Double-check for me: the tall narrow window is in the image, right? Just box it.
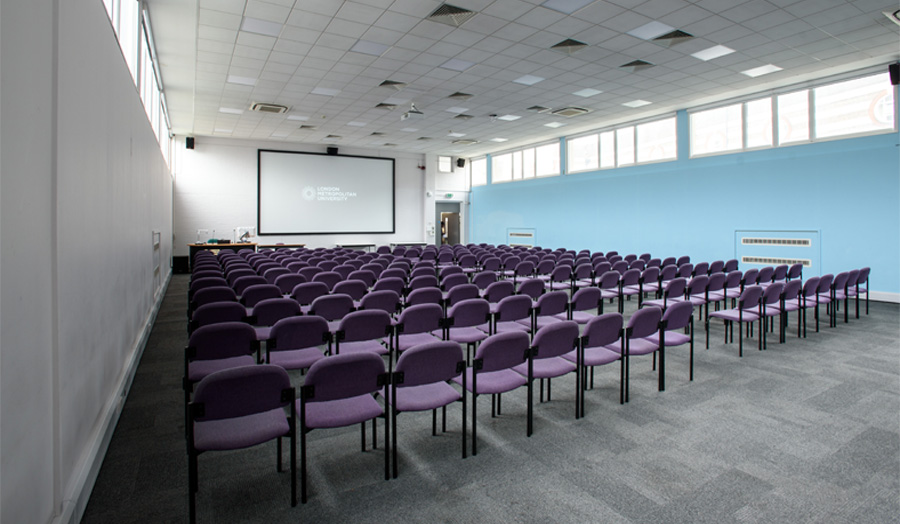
[636,118,676,162]
[690,104,742,156]
[470,158,487,187]
[599,131,615,168]
[745,98,773,148]
[567,134,599,173]
[777,90,809,145]
[535,143,560,176]
[616,127,634,166]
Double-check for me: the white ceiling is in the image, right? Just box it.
[145,0,900,157]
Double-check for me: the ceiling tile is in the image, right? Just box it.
[244,1,291,23]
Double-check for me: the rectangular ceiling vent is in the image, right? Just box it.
[428,4,476,27]
[551,106,591,117]
[741,237,811,246]
[448,92,474,100]
[417,136,433,140]
[325,134,341,139]
[298,125,317,130]
[742,256,811,267]
[653,30,693,46]
[451,138,478,145]
[370,132,385,136]
[374,103,397,110]
[454,114,474,120]
[620,60,655,72]
[379,80,407,90]
[250,102,289,114]
[527,105,551,113]
[551,38,588,54]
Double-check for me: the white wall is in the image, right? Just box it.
[1,1,174,523]
[174,137,426,255]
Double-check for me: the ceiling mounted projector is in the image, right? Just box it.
[401,102,424,121]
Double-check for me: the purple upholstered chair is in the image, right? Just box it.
[189,276,229,301]
[810,274,834,331]
[786,262,803,281]
[616,268,641,313]
[189,286,237,319]
[573,263,594,289]
[405,286,443,307]
[189,301,247,334]
[759,282,784,349]
[707,285,764,356]
[452,331,529,456]
[333,279,368,306]
[384,341,466,477]
[756,266,775,288]
[394,303,443,353]
[482,280,515,313]
[842,269,863,319]
[188,365,295,523]
[564,313,624,413]
[372,276,405,295]
[472,270,497,293]
[333,310,392,356]
[249,298,302,341]
[545,265,573,292]
[521,290,567,333]
[298,353,389,502]
[358,290,401,316]
[263,267,291,285]
[513,321,579,435]
[408,274,439,295]
[646,301,694,385]
[517,278,545,305]
[308,293,355,333]
[558,287,602,325]
[439,299,491,360]
[646,258,661,268]
[347,269,377,288]
[704,273,727,321]
[290,281,329,314]
[408,266,434,280]
[241,284,283,312]
[661,256,676,267]
[266,315,329,372]
[311,271,342,291]
[623,306,663,402]
[297,266,323,281]
[446,283,480,309]
[332,264,355,280]
[775,279,804,339]
[274,273,306,296]
[708,260,725,274]
[828,272,851,327]
[724,259,739,272]
[361,263,386,279]
[491,295,533,335]
[232,275,267,297]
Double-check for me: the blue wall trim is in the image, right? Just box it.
[471,116,900,293]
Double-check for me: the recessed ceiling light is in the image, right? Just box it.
[347,121,367,127]
[350,39,390,57]
[513,74,545,86]
[541,0,593,15]
[573,88,602,97]
[691,45,735,61]
[627,21,674,40]
[445,106,469,114]
[440,58,476,72]
[544,122,565,128]
[286,115,309,121]
[401,127,419,132]
[271,131,290,137]
[240,17,282,37]
[448,132,466,137]
[490,138,508,142]
[497,114,521,121]
[218,107,244,115]
[623,99,652,108]
[742,64,783,78]
[214,127,233,133]
[311,87,341,96]
[227,75,257,86]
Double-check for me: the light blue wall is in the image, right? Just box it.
[471,110,900,294]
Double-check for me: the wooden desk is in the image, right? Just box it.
[188,243,256,268]
[390,241,429,248]
[257,243,307,250]
[336,243,376,252]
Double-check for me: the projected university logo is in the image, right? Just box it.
[302,186,358,202]
[302,186,317,201]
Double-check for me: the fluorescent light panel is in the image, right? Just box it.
[350,39,390,57]
[627,21,674,40]
[346,121,367,127]
[541,0,594,15]
[691,45,735,61]
[311,87,341,96]
[490,137,508,142]
[573,88,602,97]
[445,106,469,114]
[544,122,565,128]
[286,115,309,121]
[240,17,282,37]
[447,132,466,137]
[513,74,545,86]
[742,64,783,77]
[401,127,419,132]
[440,58,476,72]
[218,107,244,115]
[226,75,257,86]
[623,99,652,108]
[497,114,521,121]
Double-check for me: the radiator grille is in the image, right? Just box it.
[741,237,811,246]
[509,232,533,238]
[742,256,811,267]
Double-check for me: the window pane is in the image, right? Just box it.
[522,148,535,179]
[616,127,634,166]
[814,73,895,139]
[636,118,676,162]
[535,143,560,176]
[512,151,523,180]
[599,131,615,168]
[118,0,139,84]
[778,90,809,144]
[492,153,512,183]
[567,134,598,172]
[690,104,742,156]
[437,155,452,172]
[471,158,487,187]
[745,98,773,148]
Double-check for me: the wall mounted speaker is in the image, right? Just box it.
[456,158,466,168]
[186,137,195,149]
[327,147,338,155]
[890,63,899,86]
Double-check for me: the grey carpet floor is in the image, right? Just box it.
[82,275,900,523]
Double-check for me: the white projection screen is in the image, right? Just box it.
[258,150,395,235]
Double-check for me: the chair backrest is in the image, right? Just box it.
[531,321,579,360]
[472,271,497,290]
[441,272,469,291]
[857,267,870,285]
[757,266,775,284]
[309,293,355,321]
[573,263,592,280]
[640,267,660,285]
[646,258,661,268]
[845,269,860,288]
[621,268,640,286]
[232,275,267,296]
[549,265,571,282]
[707,272,726,293]
[192,269,224,281]
[772,265,789,282]
[193,364,292,421]
[817,274,834,293]
[188,321,258,361]
[692,261,709,276]
[582,313,623,348]
[191,286,238,311]
[660,265,678,281]
[332,279,368,300]
[782,279,802,301]
[303,352,386,402]
[612,260,629,273]
[395,341,464,387]
[676,255,691,266]
[626,307,661,339]
[192,302,246,330]
[724,270,743,289]
[664,277,687,297]
[225,268,256,285]
[688,275,709,296]
[240,283,281,308]
[660,301,693,332]
[517,278,545,300]
[409,274,439,291]
[593,261,612,276]
[535,259,556,276]
[742,268,760,286]
[762,282,784,305]
[482,257,501,271]
[396,303,443,335]
[380,268,407,281]
[623,254,637,263]
[802,277,821,298]
[677,263,693,278]
[297,266,323,281]
[514,260,536,278]
[290,281,330,305]
[832,272,850,291]
[269,315,330,350]
[263,267,291,284]
[483,280,515,303]
[447,284,480,307]
[708,260,725,274]
[446,298,490,328]
[317,260,338,271]
[359,290,401,314]
[724,259,739,272]
[598,270,620,290]
[534,291,568,317]
[738,285,764,309]
[372,276,405,295]
[251,298,302,327]
[661,257,676,267]
[274,273,307,295]
[474,331,529,373]
[571,287,601,312]
[336,310,392,343]
[406,286,443,306]
[190,276,229,296]
[312,271,342,291]
[496,295,532,322]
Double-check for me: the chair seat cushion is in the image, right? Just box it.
[628,338,659,356]
[512,356,576,380]
[438,326,489,344]
[564,345,621,366]
[336,340,389,356]
[397,332,441,352]
[709,309,760,322]
[302,394,383,429]
[383,382,461,412]
[453,368,526,395]
[492,321,530,334]
[188,355,256,382]
[648,331,691,347]
[194,408,289,451]
[268,348,324,370]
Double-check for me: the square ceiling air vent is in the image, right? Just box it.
[620,60,655,72]
[653,29,693,47]
[427,4,476,27]
[550,106,591,117]
[448,92,474,100]
[452,138,478,145]
[298,125,317,130]
[375,103,397,110]
[527,105,551,113]
[379,80,408,90]
[551,38,588,54]
[454,114,474,120]
[250,102,289,114]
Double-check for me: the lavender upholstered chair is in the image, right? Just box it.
[263,267,291,285]
[189,286,237,319]
[597,270,620,314]
[333,279,368,305]
[347,269,377,288]
[405,286,443,307]
[452,331,529,455]
[521,290,568,333]
[241,284,283,312]
[372,276,405,295]
[707,285,764,356]
[759,282,784,349]
[266,315,329,372]
[439,298,491,360]
[565,313,624,413]
[232,275,267,297]
[558,287,602,325]
[394,303,443,353]
[513,321,579,435]
[647,301,694,385]
[491,295,533,335]
[312,270,342,291]
[249,297,302,341]
[708,260,725,274]
[273,273,306,296]
[333,310,392,357]
[643,277,686,310]
[188,365,296,523]
[623,306,662,402]
[385,341,466,477]
[298,353,389,502]
[358,289,401,316]
[290,281,329,314]
[189,301,247,334]
[309,293,355,334]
